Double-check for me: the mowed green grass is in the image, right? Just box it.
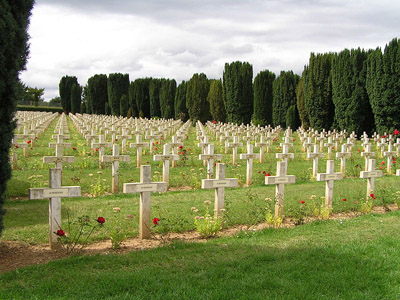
[2,211,400,299]
[2,115,400,244]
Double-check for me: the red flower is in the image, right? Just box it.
[258,171,261,174]
[56,229,65,237]
[301,200,305,204]
[15,145,20,148]
[179,145,184,149]
[380,161,385,165]
[95,148,98,152]
[212,120,217,124]
[357,149,360,153]
[354,201,358,204]
[146,161,149,164]
[72,147,77,150]
[187,149,191,151]
[97,217,105,224]
[370,193,376,199]
[265,173,271,176]
[152,142,155,145]
[379,167,382,169]
[156,141,159,144]
[332,147,335,150]
[27,140,31,144]
[382,135,387,138]
[153,217,160,225]
[154,147,158,150]
[115,139,118,141]
[35,136,38,140]
[394,129,400,135]
[342,198,347,202]
[293,138,296,141]
[214,162,216,166]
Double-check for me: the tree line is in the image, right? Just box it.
[59,38,400,136]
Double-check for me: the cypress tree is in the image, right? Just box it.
[70,83,82,114]
[332,48,374,136]
[87,74,108,115]
[107,73,129,116]
[253,70,275,126]
[222,61,253,124]
[159,79,176,119]
[272,70,299,128]
[59,76,78,114]
[296,68,310,129]
[186,73,211,123]
[128,81,138,118]
[149,78,162,118]
[175,80,188,121]
[367,39,400,133]
[304,53,335,131]
[133,78,151,118]
[208,79,226,122]
[0,0,34,235]
[120,94,128,117]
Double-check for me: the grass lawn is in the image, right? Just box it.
[1,211,400,299]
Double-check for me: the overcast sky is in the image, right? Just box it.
[20,0,400,101]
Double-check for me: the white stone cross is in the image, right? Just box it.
[130,135,150,168]
[377,137,387,158]
[394,138,400,156]
[116,128,132,154]
[153,144,179,188]
[324,137,335,160]
[123,165,167,239]
[242,132,254,146]
[336,144,351,176]
[383,141,396,174]
[102,144,130,193]
[168,136,183,168]
[308,144,326,178]
[199,144,222,179]
[198,136,211,167]
[14,127,35,157]
[92,135,112,169]
[106,126,119,143]
[44,134,74,170]
[255,135,268,163]
[85,129,98,150]
[360,159,383,199]
[240,144,260,185]
[276,141,294,164]
[201,163,238,218]
[317,160,343,208]
[145,130,162,153]
[303,137,315,159]
[29,168,81,249]
[265,161,296,219]
[227,136,243,165]
[361,144,375,171]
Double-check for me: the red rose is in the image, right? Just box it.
[382,135,387,138]
[394,129,400,135]
[27,140,31,144]
[15,145,20,148]
[96,148,98,152]
[301,200,305,204]
[265,173,271,176]
[156,141,158,144]
[97,217,105,224]
[370,193,376,200]
[342,198,347,202]
[56,229,65,236]
[72,147,76,150]
[179,145,184,149]
[153,217,160,225]
[380,161,385,165]
[154,147,158,150]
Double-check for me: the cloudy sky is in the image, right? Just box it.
[20,0,400,101]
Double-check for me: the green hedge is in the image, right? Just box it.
[17,105,63,113]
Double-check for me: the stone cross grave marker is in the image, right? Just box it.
[45,134,74,174]
[201,163,238,218]
[219,132,231,154]
[265,161,296,219]
[130,135,150,168]
[276,140,294,164]
[117,128,132,154]
[361,144,375,171]
[336,144,351,176]
[255,135,268,163]
[92,135,112,169]
[394,138,400,156]
[377,137,387,158]
[308,144,326,178]
[168,136,183,168]
[324,137,335,160]
[317,160,343,208]
[153,143,178,188]
[14,127,35,157]
[360,159,383,199]
[242,132,253,146]
[199,144,222,179]
[145,130,162,153]
[228,136,243,165]
[198,136,211,167]
[383,141,396,174]
[85,129,98,154]
[11,136,28,170]
[29,168,81,249]
[106,126,119,143]
[240,144,260,185]
[123,165,167,239]
[102,144,130,193]
[303,137,315,159]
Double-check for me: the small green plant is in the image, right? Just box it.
[192,201,223,238]
[394,191,400,208]
[265,196,282,228]
[109,207,128,249]
[88,172,108,197]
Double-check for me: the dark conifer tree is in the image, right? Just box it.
[87,74,108,115]
[59,76,78,114]
[253,70,275,126]
[208,79,226,122]
[149,78,162,118]
[175,80,188,121]
[70,83,82,114]
[107,73,129,116]
[186,73,211,123]
[296,68,310,129]
[159,79,176,119]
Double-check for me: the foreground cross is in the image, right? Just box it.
[317,160,343,208]
[360,159,383,199]
[265,161,296,219]
[239,144,259,185]
[102,144,130,193]
[201,163,238,218]
[29,168,81,249]
[123,165,167,239]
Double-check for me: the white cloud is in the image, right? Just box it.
[20,0,400,100]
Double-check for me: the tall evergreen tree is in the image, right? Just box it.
[59,76,78,114]
[107,73,129,116]
[128,81,138,118]
[304,53,335,130]
[120,94,128,117]
[366,39,400,133]
[272,71,299,128]
[159,79,176,119]
[208,79,226,122]
[133,78,151,118]
[0,0,34,235]
[222,61,253,124]
[332,48,374,135]
[175,80,188,121]
[70,83,82,114]
[296,68,310,129]
[186,73,211,123]
[253,70,275,126]
[87,74,108,115]
[149,78,162,118]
